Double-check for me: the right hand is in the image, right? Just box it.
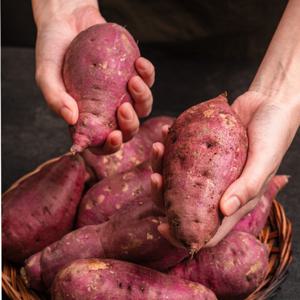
[32,0,155,154]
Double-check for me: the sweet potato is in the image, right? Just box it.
[163,94,248,252]
[76,161,152,227]
[83,116,174,179]
[51,258,217,300]
[23,202,188,290]
[170,231,268,300]
[63,23,140,153]
[2,154,87,263]
[233,175,288,236]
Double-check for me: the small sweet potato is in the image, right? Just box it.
[170,231,268,300]
[77,161,152,227]
[163,94,248,252]
[63,23,140,153]
[233,175,288,236]
[51,258,217,300]
[2,154,87,263]
[23,202,188,290]
[83,116,174,179]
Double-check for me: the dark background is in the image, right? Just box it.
[2,0,299,299]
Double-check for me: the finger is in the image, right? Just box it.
[157,223,185,249]
[162,125,170,141]
[151,173,164,209]
[89,130,123,155]
[117,102,140,142]
[220,104,294,216]
[36,66,78,125]
[128,76,153,117]
[151,142,165,173]
[205,197,260,248]
[135,57,155,87]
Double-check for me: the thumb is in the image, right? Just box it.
[220,103,293,216]
[36,64,78,125]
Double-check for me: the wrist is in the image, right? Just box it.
[249,80,300,114]
[32,0,101,28]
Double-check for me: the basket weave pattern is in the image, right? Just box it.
[2,199,292,300]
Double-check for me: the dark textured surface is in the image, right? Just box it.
[2,47,299,299]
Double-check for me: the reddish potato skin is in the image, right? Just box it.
[63,23,140,153]
[83,116,174,179]
[23,202,188,290]
[170,231,268,300]
[51,258,217,300]
[163,95,248,251]
[76,161,152,227]
[2,154,86,263]
[233,175,288,236]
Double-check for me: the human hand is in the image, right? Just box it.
[150,92,299,247]
[219,91,299,215]
[32,0,154,154]
[150,128,259,248]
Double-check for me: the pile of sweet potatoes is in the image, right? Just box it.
[2,22,290,300]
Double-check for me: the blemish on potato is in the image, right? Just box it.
[88,261,109,270]
[122,183,129,192]
[103,186,112,192]
[97,195,105,204]
[246,262,262,276]
[147,233,154,240]
[85,202,93,210]
[203,109,215,118]
[115,204,121,210]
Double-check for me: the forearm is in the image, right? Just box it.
[32,0,102,27]
[250,0,300,109]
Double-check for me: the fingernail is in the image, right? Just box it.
[110,135,120,147]
[60,107,74,124]
[223,196,240,215]
[152,143,159,156]
[121,105,133,121]
[151,174,157,186]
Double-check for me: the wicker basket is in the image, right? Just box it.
[2,176,292,300]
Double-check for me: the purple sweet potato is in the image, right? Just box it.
[51,258,217,300]
[83,116,174,179]
[76,161,152,227]
[63,23,140,153]
[170,231,268,300]
[23,202,188,291]
[163,94,248,251]
[2,154,87,263]
[233,175,288,236]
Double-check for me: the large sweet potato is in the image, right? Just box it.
[77,161,152,227]
[23,202,188,290]
[2,154,87,263]
[83,116,174,179]
[163,94,248,252]
[63,23,140,153]
[51,258,217,300]
[233,175,288,236]
[170,231,268,300]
